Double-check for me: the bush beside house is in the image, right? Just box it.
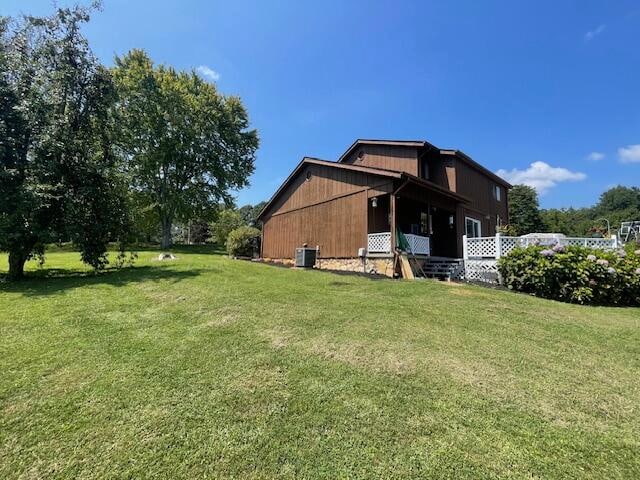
[498,243,640,306]
[226,226,261,258]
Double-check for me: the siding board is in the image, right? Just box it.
[343,145,419,175]
[262,164,389,258]
[262,191,367,258]
[454,159,508,234]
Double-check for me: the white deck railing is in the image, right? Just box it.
[405,233,431,256]
[463,233,619,283]
[367,232,430,255]
[464,234,618,260]
[367,232,392,253]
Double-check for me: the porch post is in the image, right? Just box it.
[495,232,504,285]
[462,234,468,260]
[390,194,397,252]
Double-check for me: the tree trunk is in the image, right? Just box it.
[8,250,27,280]
[160,216,173,249]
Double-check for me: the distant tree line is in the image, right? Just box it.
[508,185,640,237]
[0,4,258,279]
[169,201,267,246]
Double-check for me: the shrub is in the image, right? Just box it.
[498,243,640,305]
[211,209,244,245]
[226,226,260,258]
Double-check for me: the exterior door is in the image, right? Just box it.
[430,208,457,257]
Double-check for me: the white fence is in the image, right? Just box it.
[463,234,618,283]
[367,232,431,255]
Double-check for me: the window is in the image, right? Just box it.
[494,184,502,201]
[465,217,482,238]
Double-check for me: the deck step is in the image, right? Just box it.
[420,257,464,280]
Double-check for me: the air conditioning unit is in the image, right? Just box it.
[295,247,317,268]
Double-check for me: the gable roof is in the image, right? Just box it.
[256,157,401,221]
[338,139,435,163]
[256,156,469,222]
[337,139,512,188]
[439,149,512,188]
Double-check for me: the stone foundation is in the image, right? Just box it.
[262,256,396,277]
[262,257,295,267]
[315,257,395,277]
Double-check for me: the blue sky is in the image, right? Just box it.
[4,1,640,208]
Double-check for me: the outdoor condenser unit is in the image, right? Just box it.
[295,247,317,268]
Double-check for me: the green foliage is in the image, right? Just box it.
[188,220,211,244]
[597,186,640,215]
[237,201,267,228]
[128,190,160,242]
[496,224,518,236]
[508,185,544,235]
[0,5,132,279]
[112,50,259,248]
[211,209,244,245]
[540,186,640,237]
[173,219,211,245]
[498,243,640,305]
[226,226,260,257]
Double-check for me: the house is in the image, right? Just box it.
[257,139,511,277]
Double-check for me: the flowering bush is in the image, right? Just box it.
[498,242,640,305]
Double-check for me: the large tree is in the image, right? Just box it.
[593,186,640,231]
[0,6,130,279]
[508,184,544,235]
[112,50,258,249]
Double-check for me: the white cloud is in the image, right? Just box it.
[496,161,587,194]
[196,65,220,82]
[618,144,640,163]
[586,151,605,161]
[585,24,606,41]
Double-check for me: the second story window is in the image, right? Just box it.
[494,184,502,201]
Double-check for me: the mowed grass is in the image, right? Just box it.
[1,247,639,479]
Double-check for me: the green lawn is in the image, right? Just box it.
[1,247,639,479]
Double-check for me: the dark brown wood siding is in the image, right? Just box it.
[454,158,509,235]
[267,163,392,217]
[422,153,456,191]
[342,145,419,175]
[263,192,367,258]
[261,163,394,259]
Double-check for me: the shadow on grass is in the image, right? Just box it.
[0,264,210,297]
[45,243,225,254]
[168,244,225,255]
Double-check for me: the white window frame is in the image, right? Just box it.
[465,216,482,238]
[494,184,502,201]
